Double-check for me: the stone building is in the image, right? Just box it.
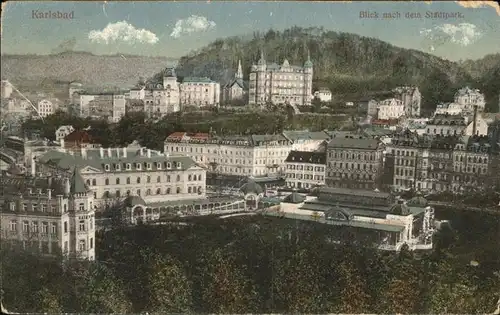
[377,98,405,120]
[284,150,326,190]
[325,134,385,190]
[454,86,486,113]
[248,51,313,107]
[36,147,206,208]
[0,168,96,260]
[180,77,220,108]
[222,60,247,105]
[392,86,422,117]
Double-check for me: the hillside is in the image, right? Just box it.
[459,53,500,79]
[1,52,176,90]
[171,27,482,111]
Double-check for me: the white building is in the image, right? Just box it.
[37,99,56,118]
[164,132,292,178]
[282,130,330,152]
[37,146,207,207]
[434,103,464,116]
[367,99,379,117]
[1,169,96,261]
[284,151,326,190]
[454,86,486,113]
[1,80,13,99]
[426,114,469,136]
[313,88,332,103]
[180,77,220,108]
[68,82,84,101]
[55,125,75,141]
[248,51,313,107]
[378,98,405,120]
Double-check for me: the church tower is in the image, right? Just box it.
[236,59,243,80]
[303,50,313,106]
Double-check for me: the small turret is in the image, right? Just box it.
[304,50,313,69]
[236,60,243,80]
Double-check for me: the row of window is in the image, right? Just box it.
[454,155,488,164]
[103,186,203,198]
[328,162,376,171]
[395,159,415,167]
[9,202,67,213]
[328,151,377,160]
[453,166,487,174]
[395,168,414,177]
[286,173,325,181]
[86,174,202,186]
[327,172,375,180]
[286,165,325,172]
[103,161,183,172]
[10,220,57,234]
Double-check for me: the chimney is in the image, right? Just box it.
[472,105,478,136]
[147,149,151,158]
[123,147,127,158]
[64,178,70,195]
[107,147,112,157]
[100,147,104,158]
[31,155,36,177]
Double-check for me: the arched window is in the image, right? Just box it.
[167,175,171,182]
[188,175,192,181]
[146,189,151,196]
[197,186,202,195]
[188,187,192,193]
[156,188,161,195]
[126,177,131,184]
[103,191,110,198]
[86,179,91,186]
[176,187,181,194]
[176,175,180,181]
[105,178,109,185]
[157,176,161,183]
[147,176,151,183]
[126,190,131,196]
[116,178,120,185]
[63,204,67,212]
[137,177,141,184]
[92,179,96,186]
[116,190,121,197]
[166,188,171,194]
[137,189,141,196]
[198,174,202,181]
[64,222,68,233]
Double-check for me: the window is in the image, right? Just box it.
[156,188,161,195]
[90,238,94,249]
[79,220,85,231]
[116,190,121,197]
[137,177,141,184]
[157,176,161,183]
[79,240,86,252]
[126,163,131,170]
[105,164,110,171]
[90,218,93,230]
[126,177,131,184]
[116,178,120,185]
[64,241,68,253]
[9,220,17,231]
[79,203,85,211]
[86,179,91,186]
[166,188,171,194]
[167,175,171,182]
[137,189,141,196]
[188,175,192,181]
[147,176,151,183]
[136,163,142,171]
[51,223,57,235]
[9,202,15,211]
[42,204,47,212]
[105,178,109,185]
[146,189,151,196]
[32,204,38,211]
[92,179,96,186]
[176,175,180,181]
[176,187,181,194]
[42,222,49,234]
[63,221,68,233]
[64,204,68,212]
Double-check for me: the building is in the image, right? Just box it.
[434,103,464,116]
[55,125,75,141]
[284,150,326,190]
[222,60,247,105]
[79,93,126,122]
[68,82,84,101]
[164,132,292,178]
[454,86,486,113]
[0,169,96,260]
[367,99,379,117]
[488,120,500,152]
[282,130,331,152]
[62,130,101,151]
[1,80,13,99]
[179,77,220,108]
[248,51,313,107]
[265,187,435,251]
[393,86,421,117]
[36,99,56,118]
[36,147,207,207]
[426,114,469,136]
[325,134,385,190]
[377,98,405,120]
[313,88,332,103]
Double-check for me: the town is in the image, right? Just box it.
[2,1,500,314]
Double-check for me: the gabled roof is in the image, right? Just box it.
[225,78,246,89]
[64,130,94,143]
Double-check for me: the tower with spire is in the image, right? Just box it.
[236,59,243,80]
[222,59,247,105]
[304,49,313,106]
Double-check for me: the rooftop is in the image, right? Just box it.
[327,136,380,150]
[285,150,326,164]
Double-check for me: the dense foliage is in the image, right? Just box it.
[2,213,499,314]
[21,108,346,151]
[163,27,498,112]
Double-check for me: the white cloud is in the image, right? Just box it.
[170,15,216,38]
[420,23,483,46]
[88,21,159,44]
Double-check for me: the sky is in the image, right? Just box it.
[1,1,499,61]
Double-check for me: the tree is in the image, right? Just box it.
[198,248,257,313]
[147,254,193,313]
[36,288,63,314]
[337,261,370,313]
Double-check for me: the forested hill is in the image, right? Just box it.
[170,27,491,111]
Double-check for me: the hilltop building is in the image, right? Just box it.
[454,86,486,113]
[313,88,332,103]
[248,51,313,107]
[393,86,422,117]
[180,77,220,108]
[377,98,405,120]
[55,125,75,141]
[0,169,96,261]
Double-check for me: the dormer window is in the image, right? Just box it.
[177,162,182,169]
[116,164,121,171]
[167,162,172,169]
[105,164,110,171]
[136,163,142,171]
[147,163,152,170]
[126,163,131,170]
[157,162,162,170]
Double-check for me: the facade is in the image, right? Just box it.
[266,187,435,251]
[37,99,57,118]
[180,77,220,108]
[68,82,84,101]
[36,147,207,207]
[313,88,332,103]
[62,130,101,151]
[248,52,313,107]
[434,103,464,116]
[377,98,405,120]
[222,60,246,105]
[1,80,14,99]
[426,114,469,136]
[325,134,385,190]
[454,86,486,113]
[0,169,96,261]
[284,151,326,189]
[282,130,331,152]
[79,93,126,121]
[393,86,421,117]
[164,132,292,178]
[367,99,379,117]
[55,125,75,141]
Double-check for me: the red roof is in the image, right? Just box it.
[65,130,93,142]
